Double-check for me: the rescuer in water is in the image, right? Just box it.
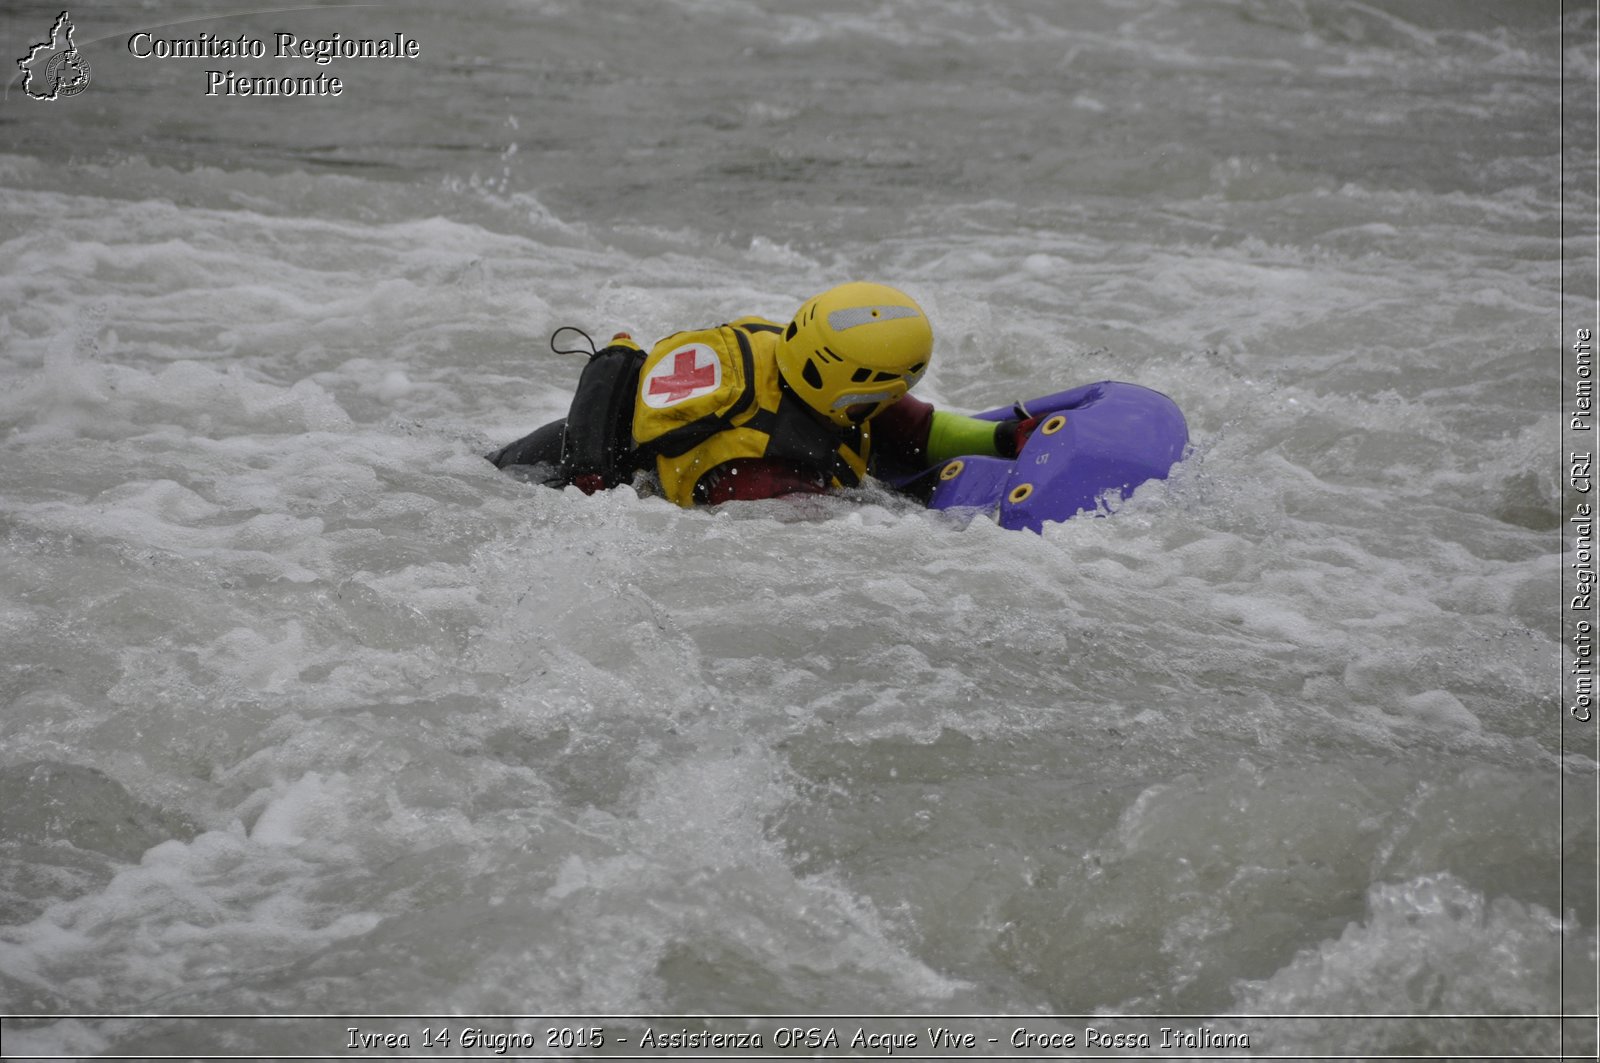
[487,282,1037,505]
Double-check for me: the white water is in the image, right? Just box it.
[0,0,1594,1056]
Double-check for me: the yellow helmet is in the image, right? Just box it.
[776,282,933,427]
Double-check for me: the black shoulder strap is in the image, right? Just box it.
[747,385,861,487]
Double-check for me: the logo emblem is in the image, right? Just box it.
[18,11,91,101]
[643,344,721,407]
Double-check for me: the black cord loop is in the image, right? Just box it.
[550,326,599,358]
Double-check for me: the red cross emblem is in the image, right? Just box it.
[643,344,720,407]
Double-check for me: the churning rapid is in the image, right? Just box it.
[0,0,1594,1057]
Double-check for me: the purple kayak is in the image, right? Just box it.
[924,381,1188,532]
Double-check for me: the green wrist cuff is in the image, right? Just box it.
[927,410,1001,463]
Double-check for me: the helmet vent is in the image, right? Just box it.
[803,359,823,389]
[785,320,798,340]
[872,371,898,382]
[851,367,872,383]
[909,361,926,374]
[821,345,843,363]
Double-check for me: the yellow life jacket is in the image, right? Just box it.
[631,318,871,506]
